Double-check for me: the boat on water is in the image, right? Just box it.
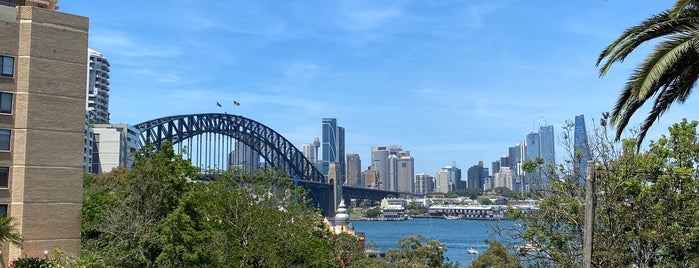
[467,247,478,254]
[443,215,461,220]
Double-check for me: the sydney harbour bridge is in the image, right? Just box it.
[134,113,401,216]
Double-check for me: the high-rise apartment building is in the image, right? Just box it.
[86,48,110,124]
[574,114,590,187]
[415,173,434,194]
[0,1,87,260]
[91,124,140,174]
[434,169,450,193]
[345,153,361,186]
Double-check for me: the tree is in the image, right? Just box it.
[450,188,482,200]
[385,235,458,268]
[0,216,22,247]
[508,117,699,267]
[471,240,520,268]
[364,207,381,218]
[596,1,699,146]
[81,141,198,267]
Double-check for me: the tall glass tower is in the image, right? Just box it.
[321,118,337,176]
[574,115,591,187]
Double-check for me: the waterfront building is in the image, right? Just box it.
[346,153,361,186]
[0,0,87,260]
[91,124,141,174]
[415,173,434,194]
[86,48,110,124]
[574,114,591,187]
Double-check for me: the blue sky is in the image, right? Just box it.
[60,1,698,175]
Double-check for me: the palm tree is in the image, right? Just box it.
[0,216,23,247]
[596,0,699,147]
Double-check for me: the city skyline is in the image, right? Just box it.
[59,1,699,175]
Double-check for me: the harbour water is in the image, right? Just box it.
[352,218,515,267]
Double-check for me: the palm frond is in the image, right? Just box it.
[611,34,699,142]
[597,10,699,76]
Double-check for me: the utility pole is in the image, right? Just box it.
[583,160,595,268]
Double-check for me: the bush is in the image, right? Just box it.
[12,256,58,268]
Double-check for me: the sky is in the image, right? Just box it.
[60,0,699,175]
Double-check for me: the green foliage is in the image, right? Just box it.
[450,188,483,200]
[81,142,375,267]
[470,240,520,268]
[479,198,493,205]
[597,1,699,145]
[0,215,22,247]
[12,256,58,268]
[510,118,699,267]
[385,235,459,268]
[490,187,518,199]
[405,203,428,215]
[359,199,372,208]
[364,207,381,218]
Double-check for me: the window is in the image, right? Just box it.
[0,130,10,151]
[0,92,12,114]
[0,204,7,216]
[0,167,8,188]
[0,56,13,77]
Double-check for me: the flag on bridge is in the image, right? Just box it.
[233,100,240,106]
[216,102,222,107]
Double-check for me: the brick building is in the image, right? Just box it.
[0,0,87,263]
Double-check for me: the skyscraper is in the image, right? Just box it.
[302,143,316,164]
[370,145,403,190]
[230,140,260,172]
[345,154,361,186]
[523,125,555,190]
[364,169,378,189]
[321,118,337,176]
[0,1,87,260]
[415,173,434,194]
[86,48,110,124]
[467,161,485,190]
[574,114,591,187]
[434,169,451,193]
[338,126,345,185]
[396,155,414,193]
[508,143,523,192]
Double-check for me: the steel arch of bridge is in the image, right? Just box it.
[133,113,325,183]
